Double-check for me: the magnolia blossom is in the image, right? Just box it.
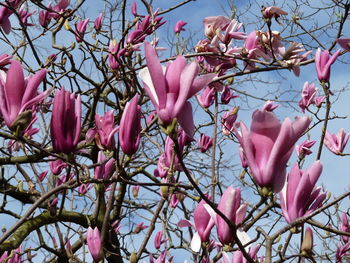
[236,108,311,192]
[262,6,288,20]
[0,60,48,130]
[86,110,118,150]
[94,151,115,180]
[222,107,239,136]
[337,38,350,52]
[154,231,166,250]
[295,139,316,159]
[324,129,350,155]
[118,95,141,155]
[221,86,238,104]
[178,197,215,252]
[174,20,187,34]
[222,245,260,263]
[86,227,102,262]
[94,13,103,31]
[262,100,279,112]
[203,16,231,39]
[215,186,247,244]
[298,82,316,112]
[50,88,81,153]
[336,242,350,263]
[0,246,22,262]
[197,86,215,108]
[133,222,148,233]
[198,133,213,153]
[139,41,215,136]
[315,48,341,82]
[341,213,350,243]
[0,0,22,34]
[50,159,67,175]
[280,162,326,223]
[75,19,89,43]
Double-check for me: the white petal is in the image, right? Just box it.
[190,231,202,252]
[203,204,218,225]
[237,228,251,249]
[139,67,159,105]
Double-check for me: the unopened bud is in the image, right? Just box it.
[129,252,137,263]
[301,227,313,257]
[132,185,140,198]
[64,20,71,31]
[160,185,169,198]
[227,77,234,85]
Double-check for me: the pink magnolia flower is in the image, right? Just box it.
[177,197,215,252]
[154,129,192,178]
[337,38,350,52]
[262,100,279,112]
[133,222,148,233]
[118,94,141,155]
[87,227,102,262]
[280,162,326,223]
[314,96,325,107]
[149,250,167,263]
[94,13,103,31]
[38,171,48,181]
[52,0,70,16]
[39,8,52,28]
[295,139,316,159]
[56,173,74,186]
[215,186,247,245]
[18,6,35,27]
[132,185,140,198]
[170,193,180,208]
[341,213,350,243]
[50,88,81,153]
[0,246,22,263]
[8,112,39,152]
[262,6,288,20]
[139,41,215,136]
[239,147,248,169]
[131,2,138,16]
[337,242,350,263]
[78,183,89,195]
[222,245,259,263]
[298,82,316,113]
[236,108,311,192]
[50,159,67,175]
[222,107,239,136]
[154,231,166,250]
[315,48,341,82]
[0,0,21,34]
[0,53,12,68]
[39,0,70,27]
[87,110,118,150]
[108,39,120,70]
[197,86,215,108]
[198,133,213,153]
[94,151,115,180]
[214,19,246,46]
[324,129,350,155]
[203,16,231,39]
[0,60,48,130]
[75,19,89,43]
[174,20,187,34]
[221,86,238,104]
